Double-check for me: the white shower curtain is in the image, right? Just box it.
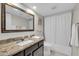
[45,12,72,55]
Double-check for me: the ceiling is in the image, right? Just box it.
[23,3,76,17]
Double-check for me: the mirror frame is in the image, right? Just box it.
[1,3,34,33]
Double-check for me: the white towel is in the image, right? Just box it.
[70,24,79,47]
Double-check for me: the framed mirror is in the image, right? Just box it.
[1,3,34,33]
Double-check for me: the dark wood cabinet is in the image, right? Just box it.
[32,46,44,56]
[13,40,44,56]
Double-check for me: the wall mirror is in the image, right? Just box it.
[1,3,34,33]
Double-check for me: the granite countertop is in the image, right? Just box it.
[0,37,44,56]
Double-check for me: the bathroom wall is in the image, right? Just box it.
[0,3,43,40]
[72,4,79,56]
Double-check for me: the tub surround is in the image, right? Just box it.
[0,36,44,56]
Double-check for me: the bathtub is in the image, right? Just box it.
[44,42,71,56]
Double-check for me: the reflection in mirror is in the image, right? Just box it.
[6,4,34,30]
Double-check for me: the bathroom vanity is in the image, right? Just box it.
[13,40,44,56]
[0,37,44,56]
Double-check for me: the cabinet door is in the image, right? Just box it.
[25,43,38,56]
[32,46,44,56]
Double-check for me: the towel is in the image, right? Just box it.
[70,24,79,47]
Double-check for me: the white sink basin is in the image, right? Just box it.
[16,40,34,46]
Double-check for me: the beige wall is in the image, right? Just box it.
[0,3,43,40]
